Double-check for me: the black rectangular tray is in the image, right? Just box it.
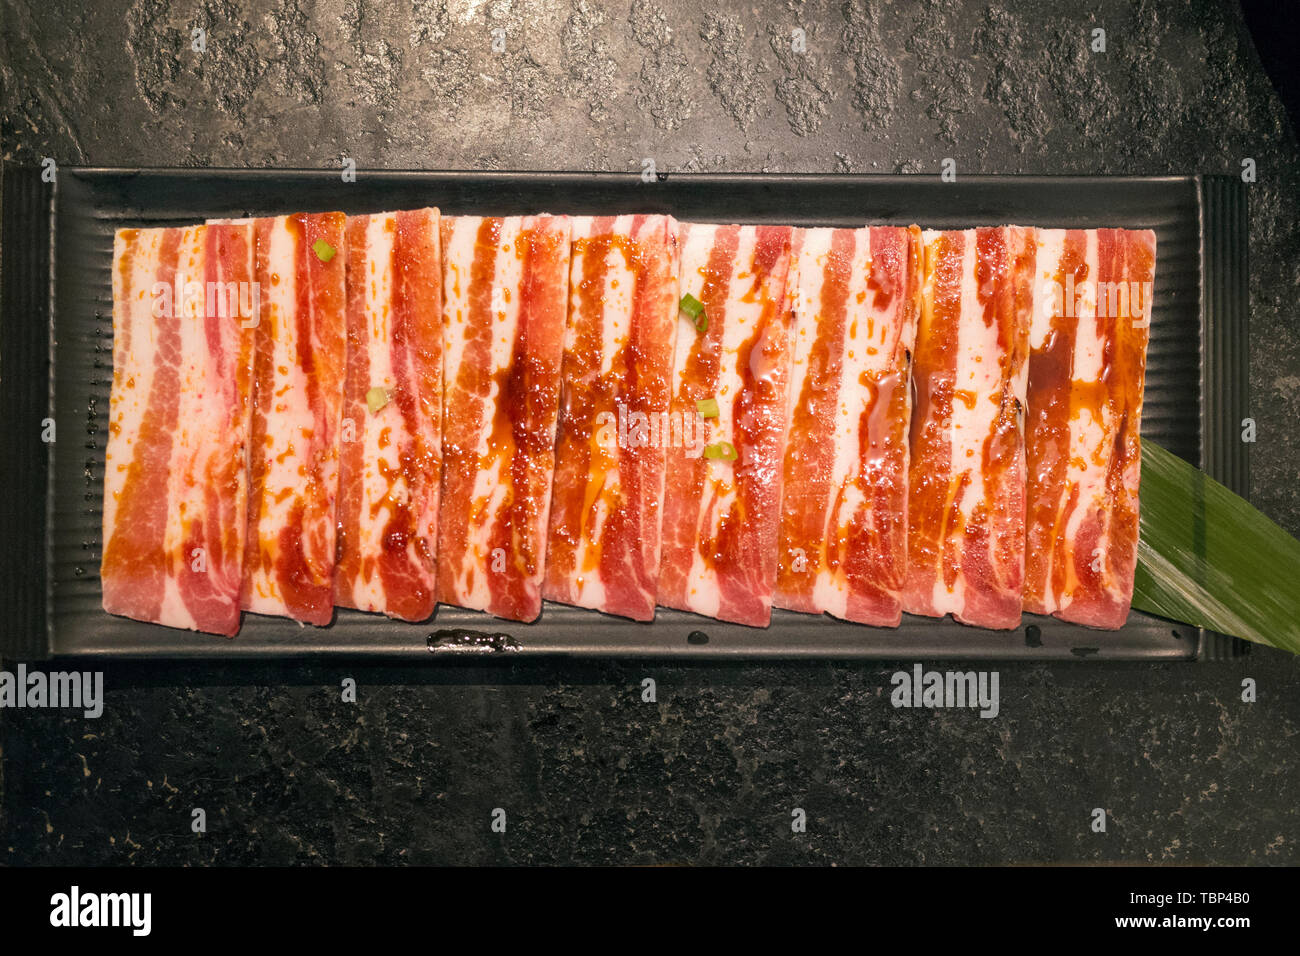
[0,168,1250,661]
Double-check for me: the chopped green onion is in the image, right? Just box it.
[679,293,704,318]
[703,441,737,461]
[696,398,719,419]
[313,238,336,262]
[366,386,391,414]
[680,293,707,333]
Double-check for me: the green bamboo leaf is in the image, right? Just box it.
[1133,440,1300,655]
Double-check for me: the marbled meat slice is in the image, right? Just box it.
[657,223,797,628]
[437,215,571,623]
[102,222,257,636]
[544,215,680,621]
[1023,228,1156,628]
[776,225,921,627]
[334,208,443,622]
[240,212,348,625]
[903,227,1034,630]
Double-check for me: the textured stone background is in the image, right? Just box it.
[2,0,1298,864]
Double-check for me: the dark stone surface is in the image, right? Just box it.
[2,0,1297,865]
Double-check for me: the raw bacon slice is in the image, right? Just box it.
[437,215,571,623]
[903,227,1035,630]
[240,212,348,626]
[543,215,680,621]
[334,209,443,622]
[102,222,257,636]
[776,226,921,627]
[657,223,797,628]
[1024,228,1156,629]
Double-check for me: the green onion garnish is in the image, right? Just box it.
[366,386,391,413]
[313,238,337,262]
[680,293,707,333]
[696,398,719,419]
[703,441,737,461]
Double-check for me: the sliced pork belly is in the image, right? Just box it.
[1024,228,1156,629]
[543,215,680,621]
[903,227,1035,630]
[437,215,571,623]
[657,223,797,627]
[240,213,348,626]
[334,209,443,622]
[776,226,921,627]
[102,222,257,636]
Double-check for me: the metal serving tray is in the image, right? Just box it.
[0,168,1250,661]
